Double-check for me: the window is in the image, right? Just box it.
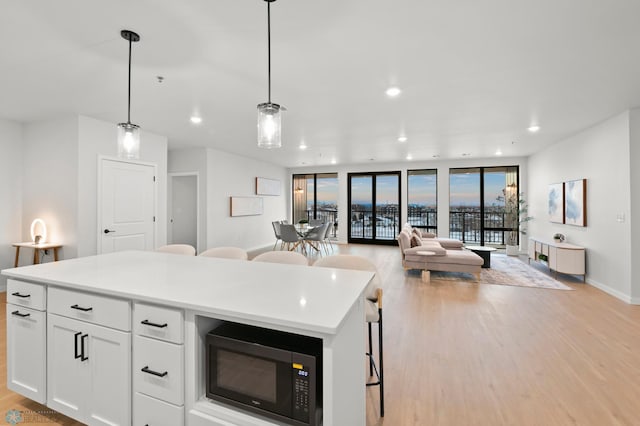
[449,166,519,246]
[407,169,437,232]
[292,173,338,237]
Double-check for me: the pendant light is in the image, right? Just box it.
[117,30,141,159]
[257,0,283,149]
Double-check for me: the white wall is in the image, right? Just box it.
[78,116,168,256]
[22,116,79,262]
[628,109,640,304]
[289,157,528,244]
[0,119,23,289]
[528,111,633,302]
[206,149,288,251]
[168,148,208,254]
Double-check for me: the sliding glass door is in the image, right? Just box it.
[348,172,400,244]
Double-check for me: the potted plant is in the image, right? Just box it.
[498,187,533,256]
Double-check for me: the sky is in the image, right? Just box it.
[449,171,507,207]
[303,171,511,208]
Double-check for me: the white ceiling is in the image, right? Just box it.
[2,0,640,167]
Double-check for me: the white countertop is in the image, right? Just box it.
[2,251,374,335]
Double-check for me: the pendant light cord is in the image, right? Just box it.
[267,1,271,104]
[127,36,133,124]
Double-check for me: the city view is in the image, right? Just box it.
[296,168,518,245]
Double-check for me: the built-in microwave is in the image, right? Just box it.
[206,321,323,426]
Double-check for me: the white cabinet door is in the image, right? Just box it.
[47,313,132,426]
[7,305,46,403]
[47,314,90,422]
[86,323,131,426]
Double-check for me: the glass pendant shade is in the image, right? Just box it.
[257,103,282,149]
[117,122,140,159]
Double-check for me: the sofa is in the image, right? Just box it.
[397,226,483,281]
[401,224,464,250]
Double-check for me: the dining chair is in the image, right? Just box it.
[272,221,283,250]
[323,222,335,252]
[199,247,248,260]
[304,222,331,255]
[312,255,384,416]
[309,218,323,227]
[279,224,306,254]
[155,244,196,256]
[252,251,309,265]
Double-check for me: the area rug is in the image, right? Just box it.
[430,254,574,290]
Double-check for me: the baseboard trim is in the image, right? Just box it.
[586,278,634,304]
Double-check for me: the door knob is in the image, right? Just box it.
[103,229,116,234]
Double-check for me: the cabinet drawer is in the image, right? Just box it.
[134,392,184,426]
[134,303,184,344]
[134,335,184,405]
[7,305,46,404]
[7,279,46,311]
[48,287,131,331]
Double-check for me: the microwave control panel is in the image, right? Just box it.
[292,364,311,422]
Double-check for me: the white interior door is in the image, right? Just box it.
[99,159,155,254]
[169,174,198,250]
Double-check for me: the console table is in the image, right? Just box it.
[527,238,585,281]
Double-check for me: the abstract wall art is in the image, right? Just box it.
[548,182,564,224]
[564,179,587,226]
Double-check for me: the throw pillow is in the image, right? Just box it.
[410,235,422,247]
[411,228,422,239]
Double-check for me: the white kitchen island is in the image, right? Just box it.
[2,251,373,426]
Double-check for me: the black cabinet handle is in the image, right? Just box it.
[11,310,30,318]
[11,292,31,298]
[103,229,116,234]
[81,334,89,361]
[141,319,168,328]
[141,366,168,377]
[74,332,82,359]
[70,304,93,312]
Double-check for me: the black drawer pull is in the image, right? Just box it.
[141,319,168,328]
[74,332,82,359]
[81,334,89,361]
[11,292,31,298]
[70,304,93,312]
[11,310,30,318]
[141,366,168,377]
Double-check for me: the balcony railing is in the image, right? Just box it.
[349,207,399,240]
[449,209,515,245]
[407,206,437,232]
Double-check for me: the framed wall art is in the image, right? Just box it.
[230,196,264,217]
[256,177,281,196]
[564,179,586,226]
[548,182,564,224]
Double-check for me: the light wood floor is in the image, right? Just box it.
[2,244,639,425]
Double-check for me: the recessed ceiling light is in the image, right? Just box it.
[299,143,307,150]
[331,158,337,165]
[397,136,408,143]
[528,125,540,132]
[190,116,202,124]
[385,87,401,97]
[495,149,503,156]
[406,154,413,160]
